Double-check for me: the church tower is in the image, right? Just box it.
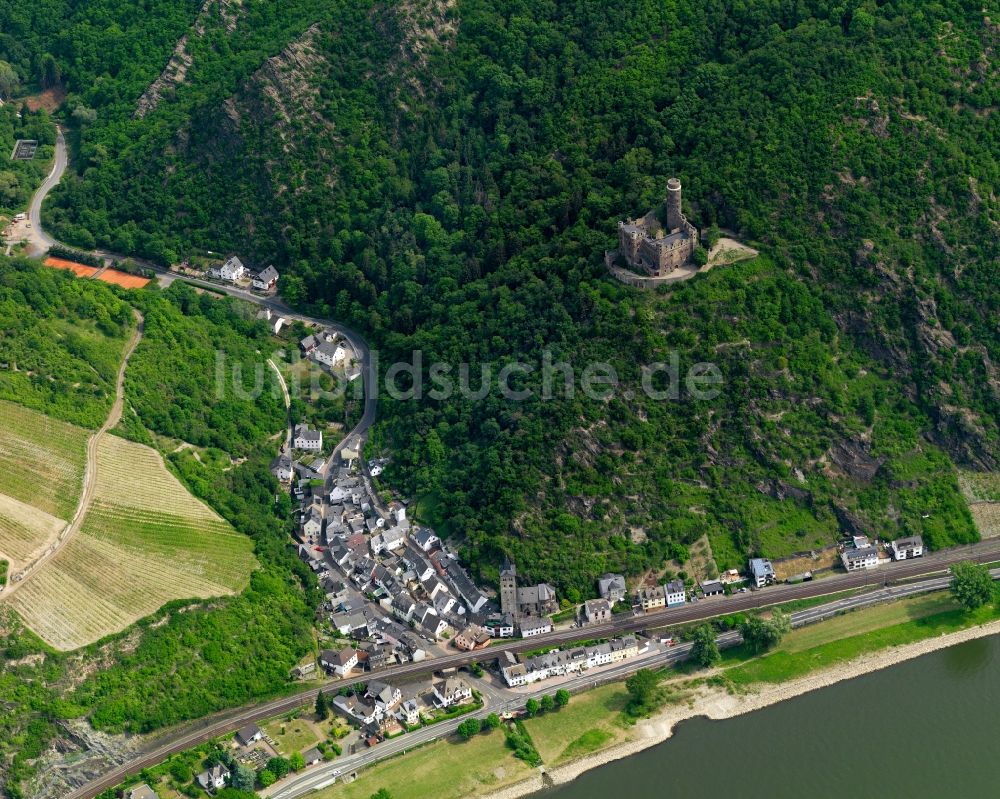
[666,177,683,232]
[499,560,518,620]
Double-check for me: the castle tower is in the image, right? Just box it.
[666,177,683,232]
[499,560,519,620]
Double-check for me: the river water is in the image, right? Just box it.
[536,635,1000,798]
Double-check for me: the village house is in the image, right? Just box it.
[270,453,293,482]
[597,573,627,604]
[518,616,552,637]
[314,340,349,368]
[235,723,263,747]
[584,598,612,624]
[293,423,323,452]
[749,558,776,588]
[300,334,321,355]
[891,535,924,561]
[301,505,323,542]
[209,255,247,282]
[123,785,158,799]
[499,651,528,687]
[842,543,879,571]
[370,526,406,555]
[453,623,492,651]
[302,747,323,766]
[251,265,279,290]
[665,579,686,608]
[432,677,473,708]
[700,579,725,597]
[397,698,421,726]
[390,593,417,623]
[366,680,403,713]
[413,529,440,552]
[484,612,515,638]
[445,561,489,613]
[196,764,230,794]
[320,647,358,677]
[637,585,666,611]
[333,694,380,726]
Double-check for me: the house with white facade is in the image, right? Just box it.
[432,677,472,708]
[251,265,279,290]
[665,579,686,607]
[519,616,552,637]
[891,535,924,561]
[314,340,349,368]
[294,423,323,452]
[320,647,358,677]
[842,545,879,571]
[749,558,776,588]
[196,764,230,794]
[210,255,247,282]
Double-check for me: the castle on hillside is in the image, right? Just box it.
[617,178,699,277]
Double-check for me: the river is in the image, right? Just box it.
[536,635,1000,798]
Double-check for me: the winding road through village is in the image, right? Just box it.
[23,129,1000,799]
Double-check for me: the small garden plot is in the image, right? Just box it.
[0,401,88,519]
[10,139,37,160]
[7,435,256,649]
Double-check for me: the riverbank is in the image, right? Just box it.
[483,617,1000,799]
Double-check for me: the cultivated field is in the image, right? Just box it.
[7,434,257,649]
[0,400,88,519]
[958,471,1000,539]
[0,493,65,572]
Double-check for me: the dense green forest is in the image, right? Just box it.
[0,105,55,216]
[0,258,317,798]
[3,0,997,592]
[0,257,133,425]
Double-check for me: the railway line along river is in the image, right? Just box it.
[533,634,1000,799]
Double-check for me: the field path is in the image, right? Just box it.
[4,311,145,593]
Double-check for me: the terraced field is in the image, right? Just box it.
[959,471,1000,539]
[0,494,65,570]
[7,435,258,650]
[0,400,88,519]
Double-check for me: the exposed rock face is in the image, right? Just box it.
[134,0,244,118]
[826,440,884,482]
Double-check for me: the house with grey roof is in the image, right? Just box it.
[196,764,230,794]
[123,785,158,799]
[251,265,279,290]
[749,557,776,588]
[293,423,323,452]
[597,573,627,603]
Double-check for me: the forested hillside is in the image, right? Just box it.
[4,0,998,591]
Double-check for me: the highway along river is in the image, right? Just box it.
[536,634,1000,799]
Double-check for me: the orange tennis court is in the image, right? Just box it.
[43,256,99,278]
[97,269,151,289]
